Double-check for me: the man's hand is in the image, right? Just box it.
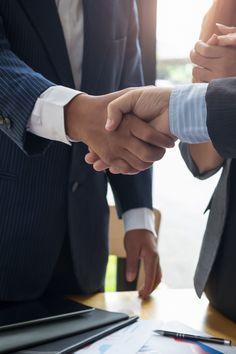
[125,229,162,299]
[65,91,174,174]
[85,86,176,173]
[191,23,236,82]
[105,86,172,133]
[209,23,236,47]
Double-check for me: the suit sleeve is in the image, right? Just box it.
[107,0,152,217]
[179,142,223,180]
[206,77,236,158]
[0,16,55,155]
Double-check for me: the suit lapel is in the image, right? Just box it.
[18,0,75,87]
[194,159,232,296]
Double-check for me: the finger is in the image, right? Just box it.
[192,66,213,83]
[194,40,222,58]
[92,159,109,171]
[91,145,154,174]
[126,137,166,164]
[190,49,213,70]
[129,116,175,149]
[85,151,101,164]
[216,23,236,35]
[216,34,236,47]
[125,243,140,282]
[106,90,142,131]
[109,165,139,175]
[139,263,161,299]
[207,34,218,46]
[108,154,151,174]
[151,258,162,292]
[138,255,158,299]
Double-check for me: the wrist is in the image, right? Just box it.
[64,93,90,142]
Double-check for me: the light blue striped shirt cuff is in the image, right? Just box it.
[169,83,210,143]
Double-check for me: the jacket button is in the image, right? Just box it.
[0,116,11,129]
[71,181,79,192]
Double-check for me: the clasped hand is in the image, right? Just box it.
[84,86,176,174]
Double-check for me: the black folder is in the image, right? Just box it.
[1,306,135,354]
[14,316,138,354]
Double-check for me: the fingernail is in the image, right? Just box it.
[127,272,135,282]
[105,119,114,131]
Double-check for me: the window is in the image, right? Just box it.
[156,0,212,84]
[154,0,220,288]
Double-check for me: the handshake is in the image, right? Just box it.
[65,86,177,174]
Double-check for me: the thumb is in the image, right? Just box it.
[105,90,141,131]
[216,23,236,34]
[207,33,218,45]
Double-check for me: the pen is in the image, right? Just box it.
[153,329,232,346]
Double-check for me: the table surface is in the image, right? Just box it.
[73,288,236,345]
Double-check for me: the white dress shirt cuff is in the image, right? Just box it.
[122,208,157,237]
[27,86,82,144]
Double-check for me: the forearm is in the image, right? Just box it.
[200,0,236,41]
[107,168,153,217]
[188,142,224,174]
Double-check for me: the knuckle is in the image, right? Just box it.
[141,130,151,142]
[190,49,196,62]
[108,100,116,109]
[135,158,151,170]
[192,66,200,78]
[142,130,157,143]
[139,149,152,162]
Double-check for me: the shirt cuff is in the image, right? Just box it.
[169,83,210,143]
[27,86,83,144]
[122,208,157,237]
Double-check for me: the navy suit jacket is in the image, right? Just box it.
[0,0,153,301]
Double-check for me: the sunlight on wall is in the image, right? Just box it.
[157,0,212,59]
[155,0,220,288]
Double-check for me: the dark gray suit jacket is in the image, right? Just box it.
[0,0,153,301]
[180,77,236,297]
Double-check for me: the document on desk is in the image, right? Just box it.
[138,321,236,354]
[75,320,236,354]
[76,320,154,354]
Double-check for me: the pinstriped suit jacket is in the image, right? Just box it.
[0,0,153,301]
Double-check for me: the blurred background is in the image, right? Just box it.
[108,0,221,289]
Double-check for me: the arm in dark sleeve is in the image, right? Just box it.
[0,17,55,154]
[206,77,236,158]
[107,168,153,218]
[118,0,144,89]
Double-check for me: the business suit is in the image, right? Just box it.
[0,0,153,301]
[180,78,236,321]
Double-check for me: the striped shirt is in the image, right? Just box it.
[169,83,210,143]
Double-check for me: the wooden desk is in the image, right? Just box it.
[73,288,236,345]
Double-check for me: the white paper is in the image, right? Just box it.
[75,320,156,354]
[138,321,236,354]
[75,320,236,354]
